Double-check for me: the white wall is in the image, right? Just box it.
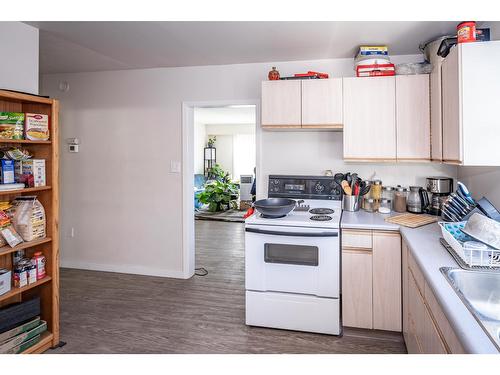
[41,53,456,277]
[193,120,206,175]
[0,22,39,94]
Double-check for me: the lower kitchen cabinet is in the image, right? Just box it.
[341,229,401,332]
[342,248,373,329]
[403,239,465,354]
[373,232,402,331]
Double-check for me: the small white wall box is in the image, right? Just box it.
[67,138,79,153]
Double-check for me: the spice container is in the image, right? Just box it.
[394,187,408,213]
[362,198,376,213]
[382,186,395,208]
[31,252,46,280]
[379,198,392,214]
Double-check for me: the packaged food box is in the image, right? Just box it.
[0,320,46,354]
[0,268,11,296]
[21,159,46,187]
[0,112,24,140]
[0,159,15,184]
[0,317,40,344]
[25,113,50,141]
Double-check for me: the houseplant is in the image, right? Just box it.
[197,164,239,212]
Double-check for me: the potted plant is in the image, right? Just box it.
[197,164,239,212]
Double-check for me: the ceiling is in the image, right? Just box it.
[26,21,462,74]
[194,106,256,126]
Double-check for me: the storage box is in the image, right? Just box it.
[0,316,40,344]
[0,297,40,333]
[0,112,24,140]
[0,269,11,296]
[0,320,46,353]
[0,159,15,184]
[25,113,50,141]
[21,159,46,187]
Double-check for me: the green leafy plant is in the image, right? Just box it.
[197,164,239,212]
[207,136,216,148]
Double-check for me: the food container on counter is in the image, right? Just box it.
[379,198,392,214]
[394,187,408,213]
[382,186,395,208]
[371,180,382,200]
[362,198,376,213]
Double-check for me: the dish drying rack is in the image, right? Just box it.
[439,222,500,270]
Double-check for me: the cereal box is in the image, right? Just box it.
[0,112,24,140]
[25,113,49,141]
[21,159,46,187]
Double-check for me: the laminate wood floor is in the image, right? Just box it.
[53,221,406,354]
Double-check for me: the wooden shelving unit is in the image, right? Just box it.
[0,90,59,354]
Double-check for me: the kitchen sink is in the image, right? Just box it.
[441,267,500,350]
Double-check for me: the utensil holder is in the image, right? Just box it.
[342,195,360,212]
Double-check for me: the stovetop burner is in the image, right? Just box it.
[260,214,286,219]
[310,215,333,222]
[309,208,335,215]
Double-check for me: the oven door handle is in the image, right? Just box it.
[245,227,338,237]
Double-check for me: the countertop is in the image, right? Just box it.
[341,210,400,231]
[340,211,499,354]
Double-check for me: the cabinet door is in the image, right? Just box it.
[372,232,402,331]
[343,76,396,160]
[261,80,301,128]
[342,249,373,329]
[407,271,424,353]
[441,46,462,164]
[301,78,342,129]
[430,67,443,161]
[396,74,431,161]
[402,241,409,343]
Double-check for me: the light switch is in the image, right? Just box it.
[170,161,181,173]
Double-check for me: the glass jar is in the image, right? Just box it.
[371,180,382,201]
[363,198,376,212]
[379,198,392,214]
[394,187,408,213]
[382,186,395,207]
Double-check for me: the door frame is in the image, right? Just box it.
[181,99,261,279]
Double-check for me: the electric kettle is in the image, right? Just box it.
[407,186,430,214]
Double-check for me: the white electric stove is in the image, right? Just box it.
[245,175,343,335]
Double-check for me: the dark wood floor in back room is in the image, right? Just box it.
[52,220,406,354]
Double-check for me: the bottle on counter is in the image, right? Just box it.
[394,186,408,213]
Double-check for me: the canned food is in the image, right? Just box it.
[457,21,476,44]
[13,259,31,288]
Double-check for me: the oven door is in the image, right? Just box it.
[245,224,339,298]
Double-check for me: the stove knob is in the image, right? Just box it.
[273,179,280,185]
[315,183,325,193]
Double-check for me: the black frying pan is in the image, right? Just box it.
[254,198,297,218]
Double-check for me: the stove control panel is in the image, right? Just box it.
[268,175,342,200]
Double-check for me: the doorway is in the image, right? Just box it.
[182,100,261,278]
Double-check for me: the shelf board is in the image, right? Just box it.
[0,90,54,105]
[0,186,51,196]
[21,331,53,354]
[0,139,51,145]
[0,237,52,257]
[0,276,52,303]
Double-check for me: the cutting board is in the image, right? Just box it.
[385,213,438,228]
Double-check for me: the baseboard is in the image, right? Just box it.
[60,260,187,279]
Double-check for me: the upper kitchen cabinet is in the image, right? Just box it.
[442,41,500,166]
[396,74,431,161]
[261,80,302,128]
[261,79,343,129]
[301,78,343,129]
[343,76,396,161]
